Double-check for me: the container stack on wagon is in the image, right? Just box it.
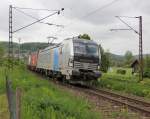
[27,51,38,71]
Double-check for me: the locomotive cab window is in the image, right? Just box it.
[73,40,98,57]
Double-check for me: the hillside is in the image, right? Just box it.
[0,41,149,64]
[0,41,49,53]
[110,53,124,61]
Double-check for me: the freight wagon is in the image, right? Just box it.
[27,51,38,71]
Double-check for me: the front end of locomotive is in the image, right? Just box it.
[69,39,101,82]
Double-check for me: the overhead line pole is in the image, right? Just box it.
[139,16,143,81]
[7,5,64,119]
[9,5,13,69]
[110,16,143,81]
[8,5,64,69]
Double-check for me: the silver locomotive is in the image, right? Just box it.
[29,37,101,84]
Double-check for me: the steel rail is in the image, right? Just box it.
[92,88,150,107]
[58,82,150,116]
[83,88,150,115]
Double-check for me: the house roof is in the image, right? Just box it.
[131,59,139,67]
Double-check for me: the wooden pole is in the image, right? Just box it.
[16,88,21,119]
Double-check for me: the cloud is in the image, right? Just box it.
[0,0,150,55]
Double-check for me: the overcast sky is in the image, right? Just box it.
[0,0,150,55]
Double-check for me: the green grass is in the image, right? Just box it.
[0,67,7,94]
[0,64,101,119]
[0,94,9,119]
[108,67,133,77]
[98,67,150,98]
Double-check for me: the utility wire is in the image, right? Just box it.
[12,6,60,12]
[65,0,120,28]
[57,0,121,42]
[115,16,137,18]
[116,16,139,34]
[13,7,64,27]
[13,7,46,24]
[82,0,120,18]
[12,11,59,33]
[110,28,132,31]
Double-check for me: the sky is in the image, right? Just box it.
[0,0,150,55]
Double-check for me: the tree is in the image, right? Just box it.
[0,44,4,57]
[124,50,133,66]
[78,34,91,40]
[99,45,110,72]
[0,44,4,66]
[143,55,150,78]
[144,55,150,69]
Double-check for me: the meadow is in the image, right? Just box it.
[1,64,149,119]
[98,67,150,99]
[0,64,101,119]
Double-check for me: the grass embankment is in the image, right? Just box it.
[0,94,9,119]
[0,67,9,119]
[98,67,150,99]
[0,64,101,119]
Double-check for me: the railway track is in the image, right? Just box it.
[85,87,150,116]
[31,70,150,117]
[59,82,150,117]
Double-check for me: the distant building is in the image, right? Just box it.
[131,59,139,74]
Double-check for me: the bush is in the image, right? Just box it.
[116,69,126,75]
[143,68,150,78]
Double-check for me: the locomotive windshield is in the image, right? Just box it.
[74,42,86,54]
[86,44,98,56]
[73,40,98,56]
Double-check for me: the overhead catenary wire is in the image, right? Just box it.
[110,28,132,31]
[13,7,46,24]
[65,0,120,28]
[12,6,60,12]
[82,0,120,18]
[12,10,63,33]
[115,16,138,18]
[55,0,120,39]
[12,11,58,33]
[13,7,64,27]
[116,16,139,34]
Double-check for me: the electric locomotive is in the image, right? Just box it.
[59,37,101,83]
[28,37,101,84]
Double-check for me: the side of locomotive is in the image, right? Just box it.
[36,45,62,78]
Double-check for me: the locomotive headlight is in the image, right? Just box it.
[68,58,73,67]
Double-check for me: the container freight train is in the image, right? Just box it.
[28,37,101,84]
